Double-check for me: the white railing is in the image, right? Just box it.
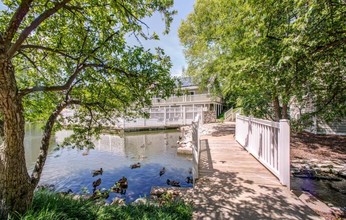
[224,108,240,122]
[61,107,204,130]
[192,114,201,184]
[152,94,222,105]
[120,107,204,129]
[235,115,290,188]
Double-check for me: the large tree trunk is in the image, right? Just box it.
[272,96,281,121]
[282,103,289,119]
[0,55,34,219]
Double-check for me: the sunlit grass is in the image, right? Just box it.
[11,190,192,220]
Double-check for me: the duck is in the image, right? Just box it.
[82,149,89,156]
[130,162,141,169]
[60,189,73,196]
[186,176,193,184]
[92,178,102,188]
[111,184,127,194]
[159,167,166,176]
[117,176,128,188]
[111,186,121,193]
[92,168,103,177]
[92,189,109,200]
[166,179,180,187]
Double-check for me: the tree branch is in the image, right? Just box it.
[30,99,80,187]
[311,37,346,55]
[7,0,72,58]
[19,63,136,96]
[19,63,84,96]
[18,51,42,73]
[4,0,34,46]
[19,44,78,60]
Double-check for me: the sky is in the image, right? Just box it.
[135,1,196,76]
[0,1,195,77]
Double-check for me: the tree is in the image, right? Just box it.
[0,0,176,218]
[179,0,345,121]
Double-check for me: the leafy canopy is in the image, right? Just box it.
[0,0,177,144]
[179,0,345,121]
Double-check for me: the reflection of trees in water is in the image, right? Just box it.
[124,132,180,159]
[24,124,55,170]
[25,128,182,171]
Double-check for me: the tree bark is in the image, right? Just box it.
[282,103,288,119]
[272,96,281,121]
[31,100,77,186]
[0,53,33,219]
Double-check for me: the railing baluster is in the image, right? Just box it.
[235,115,290,187]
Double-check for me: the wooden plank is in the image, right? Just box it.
[194,125,322,220]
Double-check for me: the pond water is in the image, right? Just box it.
[291,177,346,208]
[24,124,192,203]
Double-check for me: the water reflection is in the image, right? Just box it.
[24,125,192,203]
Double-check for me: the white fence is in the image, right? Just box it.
[235,115,290,188]
[121,107,203,129]
[224,108,241,122]
[61,107,204,130]
[152,94,222,105]
[192,114,201,184]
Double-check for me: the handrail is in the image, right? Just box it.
[152,94,222,105]
[224,108,240,121]
[235,114,290,188]
[192,114,201,184]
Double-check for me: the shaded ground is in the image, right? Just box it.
[291,132,346,162]
[193,124,321,220]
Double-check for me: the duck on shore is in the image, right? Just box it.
[92,168,103,177]
[166,179,181,187]
[92,189,109,200]
[130,162,141,169]
[186,176,193,184]
[60,189,73,196]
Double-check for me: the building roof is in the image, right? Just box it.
[179,77,197,88]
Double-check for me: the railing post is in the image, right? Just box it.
[183,106,186,125]
[278,119,290,189]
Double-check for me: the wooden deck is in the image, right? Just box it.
[193,123,322,220]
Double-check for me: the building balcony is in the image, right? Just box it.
[152,94,222,106]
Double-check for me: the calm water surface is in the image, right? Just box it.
[24,125,192,203]
[291,177,346,208]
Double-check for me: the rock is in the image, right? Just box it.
[291,167,300,174]
[133,197,148,205]
[111,198,126,206]
[330,181,346,194]
[299,192,333,215]
[317,164,333,169]
[331,207,346,218]
[338,169,346,178]
[177,147,192,155]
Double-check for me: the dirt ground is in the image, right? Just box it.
[291,132,346,162]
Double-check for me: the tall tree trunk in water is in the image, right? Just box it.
[0,54,34,219]
[273,96,281,121]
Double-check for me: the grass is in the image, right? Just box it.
[11,190,192,220]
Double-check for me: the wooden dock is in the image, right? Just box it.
[193,124,322,220]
